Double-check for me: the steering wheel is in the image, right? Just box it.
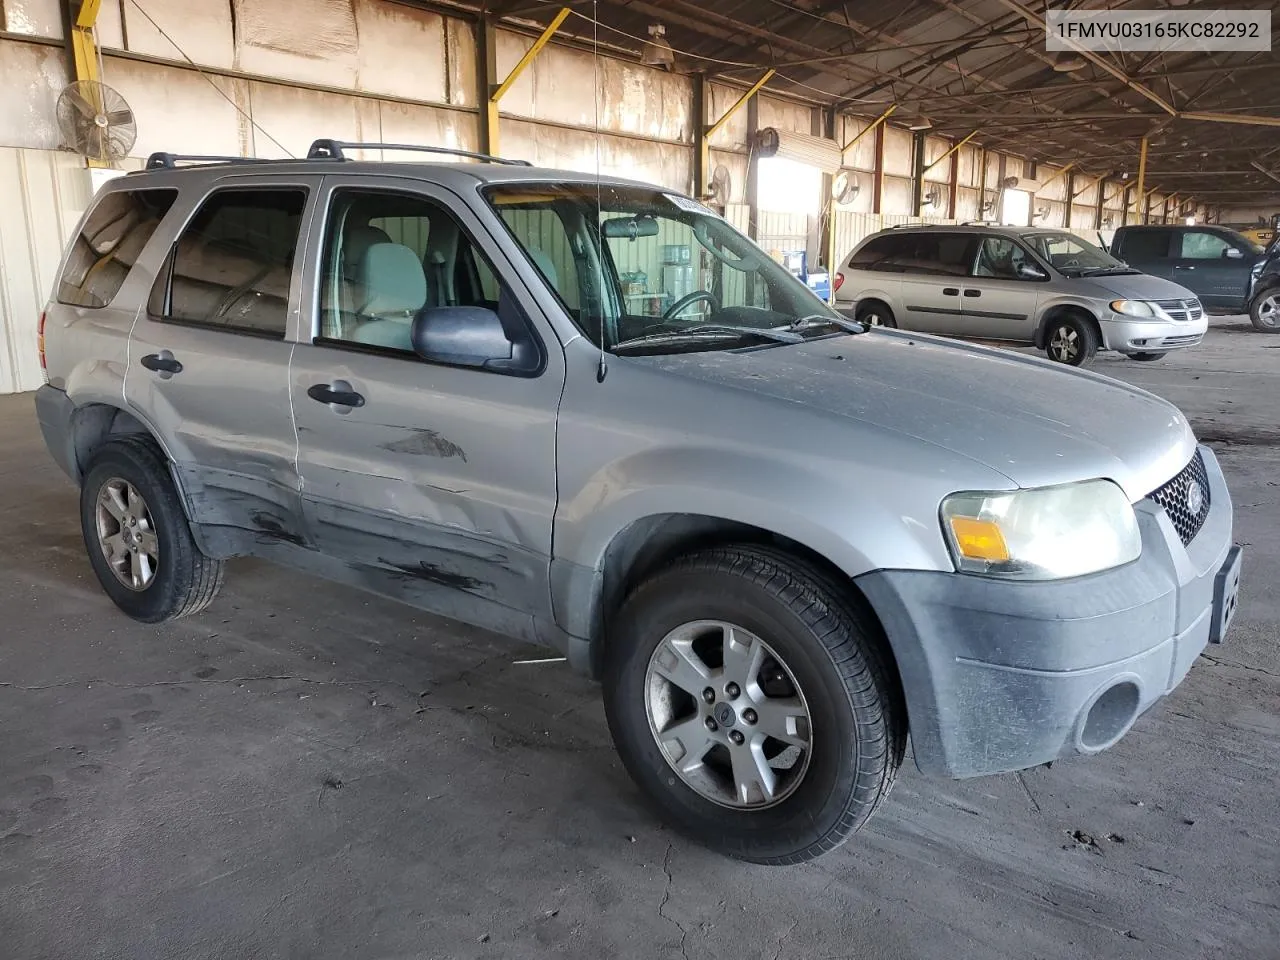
[664,290,720,321]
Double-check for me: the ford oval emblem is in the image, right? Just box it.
[1186,479,1205,516]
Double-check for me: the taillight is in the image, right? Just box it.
[37,311,47,370]
[834,272,845,292]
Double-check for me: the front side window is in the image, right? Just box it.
[973,236,1039,280]
[485,183,848,355]
[1024,232,1126,275]
[317,189,504,355]
[1178,230,1258,260]
[58,189,177,308]
[151,188,306,338]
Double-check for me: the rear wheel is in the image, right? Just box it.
[1127,352,1166,362]
[80,437,224,623]
[1250,290,1280,332]
[855,301,897,328]
[603,546,905,864]
[1044,314,1098,366]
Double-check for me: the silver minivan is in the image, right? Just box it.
[35,143,1241,864]
[835,224,1208,366]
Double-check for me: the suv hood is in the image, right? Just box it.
[640,332,1195,500]
[1082,271,1198,301]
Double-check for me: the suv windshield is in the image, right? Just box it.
[1023,232,1130,276]
[483,183,850,354]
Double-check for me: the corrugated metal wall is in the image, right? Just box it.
[0,148,92,394]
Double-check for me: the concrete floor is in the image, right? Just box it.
[2,317,1277,960]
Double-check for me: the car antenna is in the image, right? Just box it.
[591,0,608,384]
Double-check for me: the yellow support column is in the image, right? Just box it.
[1135,135,1148,223]
[486,7,571,157]
[69,0,106,167]
[698,69,774,200]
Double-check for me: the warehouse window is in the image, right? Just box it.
[57,189,177,308]
[149,188,306,339]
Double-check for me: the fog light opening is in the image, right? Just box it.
[1080,681,1141,751]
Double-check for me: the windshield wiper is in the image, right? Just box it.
[1078,265,1136,276]
[612,324,805,354]
[787,313,867,334]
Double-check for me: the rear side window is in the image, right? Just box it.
[57,189,177,308]
[849,234,911,271]
[1117,229,1172,260]
[149,188,306,338]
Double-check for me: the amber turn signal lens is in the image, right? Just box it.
[948,516,1010,562]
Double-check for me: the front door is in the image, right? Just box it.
[125,176,321,552]
[957,235,1043,342]
[1170,229,1254,310]
[289,177,565,641]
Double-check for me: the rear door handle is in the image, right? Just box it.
[307,381,365,409]
[942,287,960,296]
[140,351,182,375]
[1174,265,1196,271]
[963,289,982,297]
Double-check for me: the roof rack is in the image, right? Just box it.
[306,138,531,166]
[886,221,938,229]
[144,152,263,170]
[960,219,1002,226]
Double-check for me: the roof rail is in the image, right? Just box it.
[144,152,261,170]
[886,221,937,229]
[306,138,531,166]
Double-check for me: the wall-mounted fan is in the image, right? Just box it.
[980,196,997,214]
[707,164,732,208]
[57,80,136,165]
[832,169,860,205]
[1033,204,1051,220]
[922,186,943,209]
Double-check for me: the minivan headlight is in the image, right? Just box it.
[941,480,1140,580]
[1110,299,1157,318]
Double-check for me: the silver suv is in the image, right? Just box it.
[835,223,1208,366]
[35,141,1242,864]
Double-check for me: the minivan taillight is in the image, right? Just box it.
[37,311,47,371]
[834,272,845,292]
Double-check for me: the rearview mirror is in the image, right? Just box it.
[1016,261,1048,280]
[601,216,660,240]
[412,303,540,374]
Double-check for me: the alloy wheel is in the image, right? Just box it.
[94,477,159,591]
[644,620,813,809]
[1257,295,1279,329]
[1049,325,1079,362]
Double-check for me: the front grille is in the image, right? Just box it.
[1161,333,1203,347]
[1155,298,1204,323]
[1148,450,1211,546]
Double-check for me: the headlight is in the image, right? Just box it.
[941,480,1140,580]
[1110,299,1156,318]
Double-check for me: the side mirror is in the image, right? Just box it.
[1016,261,1048,280]
[1224,247,1244,259]
[412,303,540,374]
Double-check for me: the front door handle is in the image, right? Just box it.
[307,381,365,409]
[964,289,982,297]
[942,287,960,296]
[140,351,182,376]
[1174,264,1196,271]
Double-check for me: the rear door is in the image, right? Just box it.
[896,232,977,334]
[958,235,1045,342]
[1169,229,1253,310]
[125,176,321,550]
[288,175,565,642]
[1114,227,1175,280]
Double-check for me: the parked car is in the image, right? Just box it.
[835,224,1206,365]
[36,142,1241,864]
[1109,224,1267,319]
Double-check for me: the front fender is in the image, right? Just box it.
[1033,297,1100,348]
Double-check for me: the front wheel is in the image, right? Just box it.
[1127,351,1167,362]
[1250,290,1280,332]
[80,437,224,623]
[603,546,905,864]
[1044,314,1098,366]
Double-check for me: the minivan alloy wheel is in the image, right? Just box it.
[95,477,159,591]
[1048,324,1080,363]
[644,619,813,809]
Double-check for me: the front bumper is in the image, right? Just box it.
[856,444,1237,778]
[1099,314,1208,353]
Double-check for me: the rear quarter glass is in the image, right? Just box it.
[57,189,178,308]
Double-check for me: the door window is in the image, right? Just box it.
[58,189,177,308]
[906,233,977,276]
[149,188,306,338]
[316,189,506,356]
[493,207,582,312]
[1117,229,1173,260]
[973,236,1038,280]
[1179,231,1233,260]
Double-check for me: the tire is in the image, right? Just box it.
[854,301,897,328]
[80,436,224,623]
[1127,352,1166,362]
[603,545,905,864]
[1044,313,1098,366]
[1249,290,1280,332]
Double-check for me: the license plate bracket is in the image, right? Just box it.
[1209,545,1243,645]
